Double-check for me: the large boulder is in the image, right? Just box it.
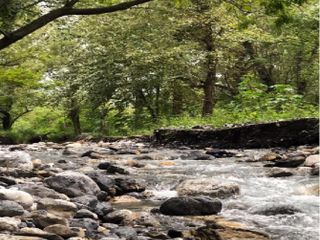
[0,189,33,209]
[44,171,100,197]
[0,151,33,170]
[176,178,239,199]
[159,196,222,216]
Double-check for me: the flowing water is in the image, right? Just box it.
[14,144,320,240]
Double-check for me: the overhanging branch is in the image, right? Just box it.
[0,0,152,51]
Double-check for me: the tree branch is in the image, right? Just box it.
[0,0,152,51]
[11,109,31,127]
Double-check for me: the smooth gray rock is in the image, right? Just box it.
[0,200,24,217]
[44,171,100,197]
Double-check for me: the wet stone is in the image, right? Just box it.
[160,196,222,216]
[266,168,294,177]
[180,151,214,160]
[250,204,302,216]
[97,162,129,175]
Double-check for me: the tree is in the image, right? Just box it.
[0,0,152,50]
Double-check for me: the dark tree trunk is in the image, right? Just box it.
[0,111,11,130]
[202,29,216,117]
[243,41,274,88]
[68,103,81,136]
[202,67,216,116]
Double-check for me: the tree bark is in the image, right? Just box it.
[0,0,152,50]
[202,28,216,117]
[0,111,11,130]
[68,103,81,136]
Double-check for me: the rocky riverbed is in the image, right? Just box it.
[0,140,318,240]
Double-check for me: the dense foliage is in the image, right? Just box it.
[0,0,318,142]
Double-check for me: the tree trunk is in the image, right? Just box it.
[68,102,81,136]
[172,80,183,116]
[202,29,216,117]
[99,107,108,134]
[202,63,216,116]
[0,111,11,130]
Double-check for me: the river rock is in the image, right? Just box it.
[269,153,306,168]
[14,184,69,200]
[0,189,33,209]
[86,172,116,195]
[311,163,319,175]
[71,195,98,210]
[134,212,160,227]
[103,209,134,224]
[70,218,99,233]
[266,168,294,177]
[0,177,16,186]
[111,226,137,240]
[94,202,113,219]
[17,227,63,240]
[205,149,235,158]
[44,171,100,197]
[180,151,214,160]
[192,224,270,240]
[97,162,129,175]
[259,153,281,161]
[0,151,33,170]
[32,210,68,228]
[159,196,222,216]
[0,200,24,217]
[176,178,239,199]
[250,204,301,215]
[37,198,77,218]
[87,172,145,196]
[75,209,98,219]
[44,224,79,238]
[0,217,20,231]
[114,178,146,195]
[0,235,46,240]
[304,155,319,167]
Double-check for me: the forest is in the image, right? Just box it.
[0,0,318,142]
